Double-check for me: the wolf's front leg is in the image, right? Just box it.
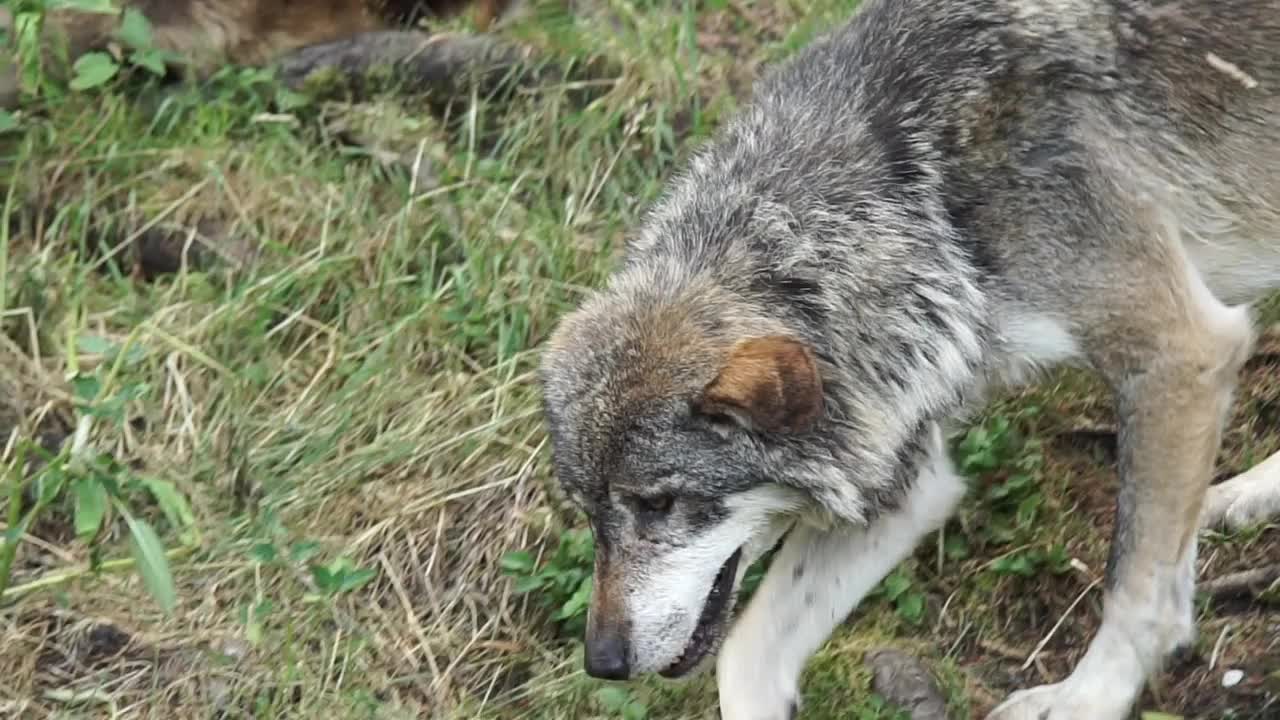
[716,425,966,720]
[989,229,1258,720]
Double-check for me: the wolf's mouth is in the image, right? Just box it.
[659,547,743,679]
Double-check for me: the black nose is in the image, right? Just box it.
[584,631,630,680]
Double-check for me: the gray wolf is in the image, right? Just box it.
[1,0,513,106]
[538,0,1280,718]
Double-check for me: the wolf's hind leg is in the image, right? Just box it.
[1202,449,1280,531]
[716,424,966,720]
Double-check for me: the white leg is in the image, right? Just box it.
[716,425,966,720]
[1202,449,1280,530]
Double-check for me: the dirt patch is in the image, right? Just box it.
[1152,612,1280,719]
[34,617,135,679]
[1,608,222,716]
[7,189,260,285]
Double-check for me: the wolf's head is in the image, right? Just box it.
[540,271,828,679]
[539,218,988,681]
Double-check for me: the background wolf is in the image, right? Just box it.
[540,0,1280,718]
[0,0,512,106]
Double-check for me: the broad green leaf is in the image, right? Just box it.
[275,87,310,112]
[594,687,631,712]
[86,396,126,422]
[71,374,102,404]
[310,564,335,593]
[69,52,120,90]
[89,463,124,498]
[555,577,592,620]
[12,12,41,57]
[622,701,649,720]
[114,382,149,402]
[135,476,196,545]
[993,554,1035,577]
[249,543,277,564]
[987,480,1012,501]
[121,343,147,366]
[1015,493,1042,526]
[129,48,166,76]
[499,550,535,574]
[116,7,153,50]
[76,335,117,356]
[118,505,177,613]
[513,575,544,594]
[3,522,26,547]
[338,567,376,593]
[0,110,18,134]
[881,571,911,601]
[254,599,274,618]
[896,592,925,623]
[325,556,356,575]
[36,466,67,505]
[1005,473,1035,491]
[72,477,108,540]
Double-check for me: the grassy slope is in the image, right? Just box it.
[1,1,1276,719]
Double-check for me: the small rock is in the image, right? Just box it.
[866,648,949,720]
[1222,669,1244,688]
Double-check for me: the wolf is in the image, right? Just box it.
[0,0,511,107]
[538,0,1280,718]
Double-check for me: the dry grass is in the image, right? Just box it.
[1,2,1277,719]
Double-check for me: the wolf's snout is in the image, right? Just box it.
[584,623,630,680]
[585,541,632,679]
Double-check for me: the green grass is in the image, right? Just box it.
[2,2,1278,719]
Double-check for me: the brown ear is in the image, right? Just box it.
[699,336,824,434]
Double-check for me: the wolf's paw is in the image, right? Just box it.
[1202,454,1280,531]
[986,681,1132,720]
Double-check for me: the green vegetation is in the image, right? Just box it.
[1,1,1276,718]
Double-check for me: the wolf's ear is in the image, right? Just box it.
[697,336,823,434]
